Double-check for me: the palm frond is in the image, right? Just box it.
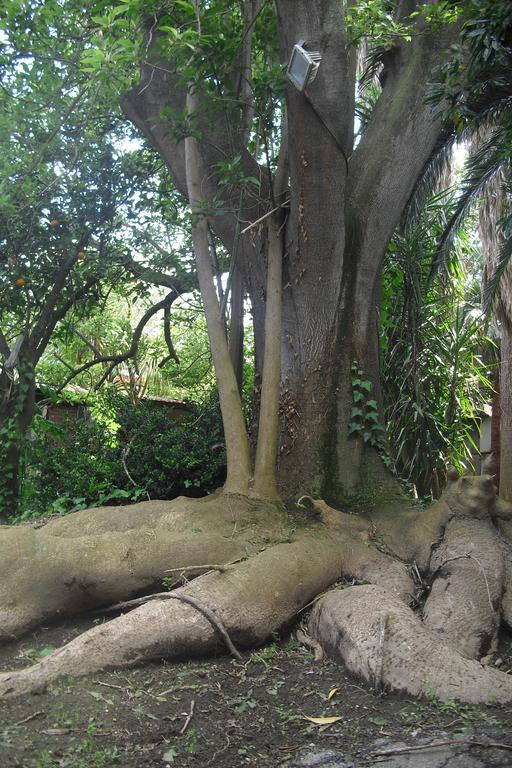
[359,45,385,94]
[355,85,381,138]
[401,132,456,231]
[430,122,512,279]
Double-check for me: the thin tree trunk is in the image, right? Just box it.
[0,357,36,519]
[185,89,252,494]
[238,1,262,144]
[252,105,288,499]
[253,213,283,498]
[500,319,512,501]
[229,266,244,394]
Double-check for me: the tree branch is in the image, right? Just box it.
[55,292,176,393]
[237,1,263,143]
[120,37,269,310]
[159,304,180,368]
[34,276,99,363]
[0,330,11,360]
[74,330,102,357]
[3,335,25,372]
[54,354,75,373]
[349,13,461,260]
[136,230,179,260]
[122,255,196,294]
[33,231,91,343]
[98,590,243,661]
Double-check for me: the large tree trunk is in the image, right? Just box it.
[272,0,459,502]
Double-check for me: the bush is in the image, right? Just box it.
[20,415,122,518]
[18,395,226,519]
[115,395,226,500]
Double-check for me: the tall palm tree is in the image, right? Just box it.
[479,172,512,499]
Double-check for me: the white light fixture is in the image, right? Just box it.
[286,40,322,92]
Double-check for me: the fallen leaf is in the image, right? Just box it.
[327,687,341,701]
[303,715,342,726]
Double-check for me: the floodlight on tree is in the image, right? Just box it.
[286,41,322,92]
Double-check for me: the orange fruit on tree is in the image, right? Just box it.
[49,219,59,227]
[77,250,86,260]
[15,276,26,287]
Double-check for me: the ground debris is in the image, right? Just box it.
[1,616,512,767]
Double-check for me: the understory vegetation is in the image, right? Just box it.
[381,191,494,498]
[18,393,226,519]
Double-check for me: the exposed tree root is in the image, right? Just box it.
[423,518,504,658]
[0,494,287,642]
[308,584,512,704]
[1,474,512,704]
[100,591,244,660]
[0,531,346,697]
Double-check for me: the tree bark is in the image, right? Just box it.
[500,319,512,501]
[2,473,512,705]
[185,90,252,494]
[228,266,245,394]
[253,212,283,498]
[272,0,460,502]
[0,346,36,519]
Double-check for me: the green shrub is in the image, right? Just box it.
[114,395,226,500]
[20,414,124,519]
[17,395,226,520]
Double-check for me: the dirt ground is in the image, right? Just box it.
[1,615,512,768]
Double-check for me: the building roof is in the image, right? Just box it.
[142,395,191,409]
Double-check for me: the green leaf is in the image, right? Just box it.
[369,715,387,726]
[37,645,56,657]
[175,0,195,11]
